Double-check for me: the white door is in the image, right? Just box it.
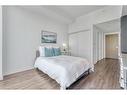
[78,31,91,60]
[69,33,78,56]
[69,30,91,62]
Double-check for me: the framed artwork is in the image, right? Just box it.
[41,30,57,43]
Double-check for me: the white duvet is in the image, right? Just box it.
[34,55,93,89]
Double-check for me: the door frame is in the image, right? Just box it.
[103,32,120,59]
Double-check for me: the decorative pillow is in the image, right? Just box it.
[53,48,61,56]
[45,47,54,57]
[39,46,45,57]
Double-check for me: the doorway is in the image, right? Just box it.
[93,19,120,64]
[105,34,118,59]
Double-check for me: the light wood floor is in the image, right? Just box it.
[0,58,120,89]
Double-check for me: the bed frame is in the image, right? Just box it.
[35,50,91,89]
[66,68,90,89]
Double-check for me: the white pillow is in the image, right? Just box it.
[39,46,45,57]
[38,46,53,57]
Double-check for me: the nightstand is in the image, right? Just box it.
[61,51,70,55]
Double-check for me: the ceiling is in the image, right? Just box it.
[22,6,105,24]
[95,19,120,32]
[43,6,105,19]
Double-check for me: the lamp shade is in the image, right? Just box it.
[62,43,67,47]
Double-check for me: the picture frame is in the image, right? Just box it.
[41,30,57,43]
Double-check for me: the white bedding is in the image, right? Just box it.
[34,55,93,89]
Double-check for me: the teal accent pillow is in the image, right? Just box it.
[53,48,61,56]
[45,47,54,57]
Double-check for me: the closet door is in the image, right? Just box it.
[78,31,91,60]
[69,33,78,56]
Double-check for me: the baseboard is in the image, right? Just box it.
[0,75,3,80]
[3,66,34,76]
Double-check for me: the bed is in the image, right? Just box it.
[34,46,93,89]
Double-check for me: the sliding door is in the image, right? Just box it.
[78,31,91,60]
[69,33,78,56]
[69,30,91,63]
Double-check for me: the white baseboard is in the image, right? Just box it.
[3,66,34,76]
[0,75,3,80]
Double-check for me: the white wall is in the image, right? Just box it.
[3,6,68,75]
[93,26,99,64]
[69,6,122,65]
[98,30,104,60]
[0,6,3,80]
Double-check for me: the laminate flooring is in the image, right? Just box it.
[0,58,120,89]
